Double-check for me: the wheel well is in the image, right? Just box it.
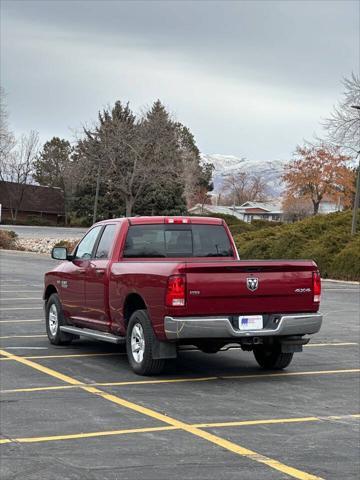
[123,294,146,326]
[44,285,57,302]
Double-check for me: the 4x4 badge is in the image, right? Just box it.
[247,277,258,292]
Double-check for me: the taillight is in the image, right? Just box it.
[313,271,321,303]
[166,275,186,307]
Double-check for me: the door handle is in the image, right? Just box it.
[95,268,105,276]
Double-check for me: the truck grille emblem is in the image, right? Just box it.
[247,277,258,292]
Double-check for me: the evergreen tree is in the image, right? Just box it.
[75,99,213,218]
[34,137,75,223]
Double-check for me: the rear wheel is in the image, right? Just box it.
[126,310,165,376]
[45,293,74,345]
[253,345,293,370]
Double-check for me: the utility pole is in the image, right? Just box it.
[351,105,360,235]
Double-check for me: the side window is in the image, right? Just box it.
[75,226,102,260]
[95,224,116,259]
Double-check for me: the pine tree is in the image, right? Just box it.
[34,137,75,223]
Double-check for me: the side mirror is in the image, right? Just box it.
[51,246,68,261]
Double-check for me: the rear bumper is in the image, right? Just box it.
[164,313,322,340]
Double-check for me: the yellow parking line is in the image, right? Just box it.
[0,425,176,445]
[1,385,78,393]
[0,352,126,361]
[0,348,323,480]
[305,342,358,347]
[1,368,359,394]
[0,377,218,393]
[225,369,360,380]
[194,414,360,429]
[0,334,47,339]
[1,414,358,446]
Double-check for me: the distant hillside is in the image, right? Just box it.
[231,210,360,281]
[201,153,285,198]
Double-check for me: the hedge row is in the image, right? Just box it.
[231,211,360,281]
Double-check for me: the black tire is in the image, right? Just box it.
[45,293,74,345]
[126,310,165,376]
[253,345,294,370]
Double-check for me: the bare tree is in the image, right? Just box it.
[0,130,39,221]
[282,195,313,222]
[0,87,16,169]
[323,73,360,233]
[222,171,268,205]
[323,73,360,154]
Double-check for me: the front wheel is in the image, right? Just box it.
[126,310,165,376]
[253,345,293,370]
[45,293,74,345]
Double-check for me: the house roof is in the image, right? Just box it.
[0,181,65,215]
[189,202,283,218]
[188,204,245,220]
[239,201,282,212]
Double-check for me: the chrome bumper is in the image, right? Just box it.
[164,313,322,340]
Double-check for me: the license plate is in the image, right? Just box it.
[238,315,263,330]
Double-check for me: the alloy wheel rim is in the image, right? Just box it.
[131,323,145,363]
[49,304,58,336]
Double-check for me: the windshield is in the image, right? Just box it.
[123,224,233,258]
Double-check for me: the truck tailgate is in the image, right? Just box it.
[179,260,318,315]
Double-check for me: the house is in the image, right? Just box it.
[318,198,343,214]
[236,201,283,222]
[0,181,65,224]
[189,201,283,222]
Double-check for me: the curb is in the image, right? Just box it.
[321,278,359,285]
[0,249,52,258]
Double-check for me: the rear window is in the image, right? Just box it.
[123,224,233,258]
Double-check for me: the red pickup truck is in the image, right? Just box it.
[44,216,322,375]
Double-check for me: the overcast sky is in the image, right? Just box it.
[1,0,359,162]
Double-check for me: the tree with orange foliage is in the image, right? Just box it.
[282,143,355,215]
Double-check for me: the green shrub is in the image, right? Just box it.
[227,222,255,236]
[329,236,360,281]
[68,215,92,227]
[234,210,360,280]
[251,219,283,229]
[26,216,57,226]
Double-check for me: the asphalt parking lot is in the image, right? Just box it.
[0,250,359,480]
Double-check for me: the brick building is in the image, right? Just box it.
[0,181,65,224]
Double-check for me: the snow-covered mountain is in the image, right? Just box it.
[200,154,285,198]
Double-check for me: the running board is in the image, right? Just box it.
[60,326,125,344]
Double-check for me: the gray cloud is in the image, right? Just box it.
[1,0,359,161]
